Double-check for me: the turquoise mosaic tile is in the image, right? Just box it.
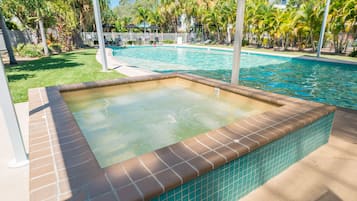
[151,113,334,201]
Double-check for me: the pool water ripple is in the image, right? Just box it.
[113,46,357,109]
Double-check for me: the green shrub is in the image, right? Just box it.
[349,50,357,57]
[6,21,19,30]
[352,40,357,48]
[242,39,249,46]
[49,43,62,53]
[162,40,174,44]
[14,43,25,52]
[15,43,43,57]
[262,38,269,48]
[127,40,136,45]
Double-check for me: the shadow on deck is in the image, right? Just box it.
[331,108,357,143]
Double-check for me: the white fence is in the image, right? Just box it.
[80,32,194,45]
[0,30,196,51]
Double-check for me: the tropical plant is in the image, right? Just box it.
[2,0,356,55]
[14,43,44,57]
[328,0,357,53]
[0,0,112,51]
[296,0,324,51]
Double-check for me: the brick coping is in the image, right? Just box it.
[28,73,336,201]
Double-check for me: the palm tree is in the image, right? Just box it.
[204,8,223,42]
[296,1,324,51]
[182,0,198,32]
[136,7,150,38]
[160,0,181,33]
[148,9,163,34]
[341,0,356,53]
[250,2,272,47]
[268,8,284,47]
[280,10,298,50]
[38,18,49,56]
[218,0,235,44]
[34,0,49,56]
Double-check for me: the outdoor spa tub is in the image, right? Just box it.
[28,73,335,201]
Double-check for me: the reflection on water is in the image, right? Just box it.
[169,60,357,110]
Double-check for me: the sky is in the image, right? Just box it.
[110,0,120,8]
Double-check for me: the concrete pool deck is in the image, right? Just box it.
[1,103,356,201]
[96,48,159,77]
[0,102,29,201]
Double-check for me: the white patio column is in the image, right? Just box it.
[0,55,28,167]
[317,0,331,57]
[231,0,246,85]
[92,0,108,71]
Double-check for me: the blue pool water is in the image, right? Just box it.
[112,46,357,110]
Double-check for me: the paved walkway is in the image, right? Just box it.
[96,48,159,76]
[1,104,356,201]
[0,102,29,201]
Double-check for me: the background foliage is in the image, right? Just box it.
[1,0,356,54]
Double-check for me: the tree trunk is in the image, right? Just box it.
[338,37,344,54]
[39,17,49,56]
[284,34,289,50]
[144,21,147,43]
[333,34,339,53]
[72,30,84,48]
[66,34,73,51]
[202,26,204,42]
[23,28,33,44]
[343,30,352,54]
[310,25,315,51]
[0,10,17,64]
[247,27,250,45]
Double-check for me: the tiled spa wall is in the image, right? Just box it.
[152,113,334,201]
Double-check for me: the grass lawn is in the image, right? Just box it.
[6,48,125,103]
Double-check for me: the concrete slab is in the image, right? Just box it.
[96,48,159,76]
[0,102,29,201]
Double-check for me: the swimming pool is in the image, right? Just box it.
[62,78,276,167]
[112,46,357,110]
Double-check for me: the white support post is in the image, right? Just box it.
[317,0,331,58]
[92,0,108,71]
[231,0,246,85]
[0,55,28,168]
